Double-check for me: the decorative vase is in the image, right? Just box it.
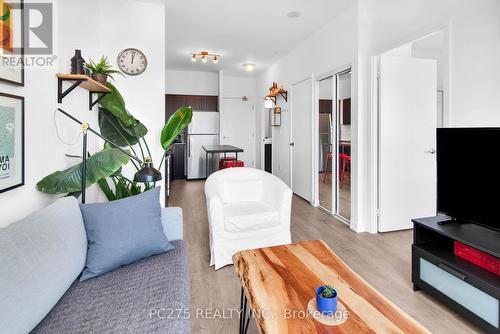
[71,49,85,74]
[316,286,338,315]
[91,73,108,85]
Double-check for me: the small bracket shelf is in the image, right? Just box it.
[57,74,112,110]
[266,90,288,105]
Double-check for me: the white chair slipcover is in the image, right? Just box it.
[205,167,292,269]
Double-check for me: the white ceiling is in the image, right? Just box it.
[412,31,444,55]
[157,0,353,75]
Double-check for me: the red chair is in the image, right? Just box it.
[220,159,244,169]
[339,153,351,188]
[323,152,333,183]
[219,157,237,170]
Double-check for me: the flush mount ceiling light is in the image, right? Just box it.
[286,11,302,18]
[243,63,256,72]
[190,51,220,64]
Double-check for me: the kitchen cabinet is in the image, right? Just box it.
[166,95,188,179]
[201,96,218,111]
[186,95,202,110]
[319,99,332,114]
[165,94,219,179]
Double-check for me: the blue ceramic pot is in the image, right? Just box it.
[316,286,338,315]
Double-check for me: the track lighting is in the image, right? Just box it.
[189,51,220,64]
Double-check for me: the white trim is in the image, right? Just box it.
[313,79,320,207]
[369,21,451,233]
[290,74,315,205]
[314,65,352,222]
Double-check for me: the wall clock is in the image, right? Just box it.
[117,48,148,76]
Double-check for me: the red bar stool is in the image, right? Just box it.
[339,153,351,188]
[219,157,237,169]
[220,160,244,169]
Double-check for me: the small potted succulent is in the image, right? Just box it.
[316,284,338,315]
[85,56,123,85]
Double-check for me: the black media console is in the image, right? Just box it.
[412,216,500,333]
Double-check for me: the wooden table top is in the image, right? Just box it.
[233,240,429,334]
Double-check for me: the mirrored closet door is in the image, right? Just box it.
[317,68,351,223]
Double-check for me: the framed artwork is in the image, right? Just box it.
[0,0,24,86]
[0,92,24,193]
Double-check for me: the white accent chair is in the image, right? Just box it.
[205,167,292,269]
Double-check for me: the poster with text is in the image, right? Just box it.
[0,92,23,193]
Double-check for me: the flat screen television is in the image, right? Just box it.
[437,128,500,232]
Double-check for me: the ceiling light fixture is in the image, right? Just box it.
[243,63,256,72]
[287,11,302,18]
[190,50,220,64]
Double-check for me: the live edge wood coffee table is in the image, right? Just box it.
[233,240,430,334]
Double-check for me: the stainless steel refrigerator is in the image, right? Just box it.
[187,111,219,179]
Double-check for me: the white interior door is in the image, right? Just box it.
[291,77,313,202]
[378,55,437,232]
[220,98,255,167]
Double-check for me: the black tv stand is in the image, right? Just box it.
[437,217,458,225]
[412,216,500,334]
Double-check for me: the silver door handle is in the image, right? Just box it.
[425,149,436,154]
[188,137,192,157]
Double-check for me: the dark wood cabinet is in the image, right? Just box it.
[319,99,332,114]
[186,95,202,110]
[165,95,188,179]
[165,94,219,179]
[201,95,218,111]
[341,98,351,125]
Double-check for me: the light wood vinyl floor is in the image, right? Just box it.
[169,179,482,334]
[318,172,351,220]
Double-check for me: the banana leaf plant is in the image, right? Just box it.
[37,82,193,201]
[36,148,130,194]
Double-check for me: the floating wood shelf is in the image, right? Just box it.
[57,74,112,110]
[266,90,288,105]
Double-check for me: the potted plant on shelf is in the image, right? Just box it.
[316,284,338,315]
[37,82,193,202]
[85,56,123,85]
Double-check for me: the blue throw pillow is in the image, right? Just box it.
[79,187,174,281]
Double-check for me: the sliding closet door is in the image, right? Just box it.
[290,76,313,203]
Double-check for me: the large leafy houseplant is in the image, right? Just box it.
[37,83,192,201]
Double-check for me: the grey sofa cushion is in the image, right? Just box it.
[0,197,87,334]
[32,240,190,334]
[79,187,174,281]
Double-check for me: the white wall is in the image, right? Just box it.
[220,73,257,167]
[0,0,166,226]
[165,69,218,96]
[357,0,500,232]
[256,3,358,225]
[220,75,256,99]
[259,0,500,233]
